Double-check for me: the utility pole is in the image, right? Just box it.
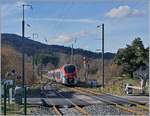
[102,24,104,88]
[22,4,32,115]
[22,5,26,115]
[97,24,104,88]
[22,4,25,88]
[96,49,101,79]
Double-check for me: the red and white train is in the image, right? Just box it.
[48,64,79,85]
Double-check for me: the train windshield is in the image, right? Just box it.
[64,65,76,74]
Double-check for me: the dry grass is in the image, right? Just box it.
[95,76,144,95]
[1,45,36,85]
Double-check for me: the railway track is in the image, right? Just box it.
[39,82,89,116]
[55,90,89,115]
[31,80,148,115]
[70,87,149,115]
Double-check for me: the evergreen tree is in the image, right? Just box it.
[115,37,148,78]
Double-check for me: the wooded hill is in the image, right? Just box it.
[1,33,120,85]
[1,33,115,59]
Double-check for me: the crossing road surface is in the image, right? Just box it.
[27,91,148,106]
[118,96,149,104]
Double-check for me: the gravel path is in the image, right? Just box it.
[83,104,133,115]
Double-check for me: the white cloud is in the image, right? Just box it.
[51,35,73,44]
[48,30,96,45]
[28,17,101,24]
[1,0,28,18]
[80,45,90,50]
[105,5,144,18]
[16,0,27,6]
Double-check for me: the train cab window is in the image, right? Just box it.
[56,72,58,77]
[64,65,76,74]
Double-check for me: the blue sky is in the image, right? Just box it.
[1,0,149,53]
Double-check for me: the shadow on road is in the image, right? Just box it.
[27,87,76,98]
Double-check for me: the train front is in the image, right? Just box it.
[62,64,78,85]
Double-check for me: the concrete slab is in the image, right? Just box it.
[27,93,101,106]
[73,94,103,104]
[43,98,72,106]
[27,98,42,105]
[118,96,149,104]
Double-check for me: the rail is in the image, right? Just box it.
[41,81,89,115]
[53,105,62,115]
[56,90,89,115]
[71,87,148,115]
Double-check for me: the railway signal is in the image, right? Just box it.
[83,57,89,83]
[71,44,73,64]
[32,33,38,84]
[71,38,77,64]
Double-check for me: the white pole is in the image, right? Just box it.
[9,88,13,104]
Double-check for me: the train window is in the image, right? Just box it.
[50,73,52,77]
[55,72,60,78]
[48,72,51,77]
[56,72,58,77]
[58,72,60,77]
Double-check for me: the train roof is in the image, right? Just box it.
[48,64,76,72]
[63,64,75,67]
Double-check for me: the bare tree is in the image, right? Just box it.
[133,64,149,93]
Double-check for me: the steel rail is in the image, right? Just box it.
[72,87,148,115]
[56,90,89,115]
[41,83,63,116]
[43,80,148,115]
[53,105,62,116]
[105,93,149,111]
[41,77,148,115]
[42,81,89,115]
[76,87,149,111]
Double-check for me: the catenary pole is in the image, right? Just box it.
[102,24,104,88]
[22,4,26,115]
[22,4,32,115]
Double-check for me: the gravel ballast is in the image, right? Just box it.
[29,106,55,115]
[83,104,133,115]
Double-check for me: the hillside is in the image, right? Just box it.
[1,33,121,85]
[1,33,115,59]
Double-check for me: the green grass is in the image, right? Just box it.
[1,101,36,115]
[1,102,23,115]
